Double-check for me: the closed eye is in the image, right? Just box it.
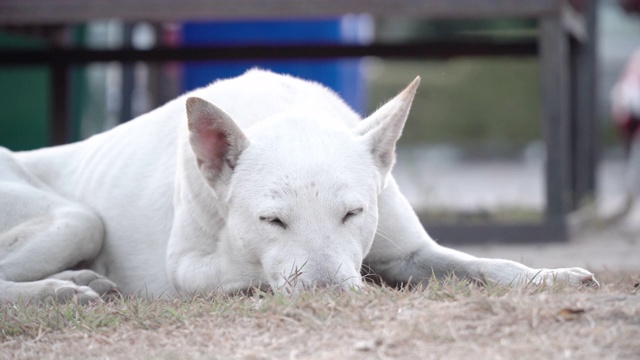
[342,208,363,224]
[259,216,288,229]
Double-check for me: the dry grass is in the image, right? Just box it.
[2,272,639,360]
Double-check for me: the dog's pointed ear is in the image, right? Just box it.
[356,76,420,187]
[186,97,250,184]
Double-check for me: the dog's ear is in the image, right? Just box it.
[356,76,420,187]
[186,97,249,184]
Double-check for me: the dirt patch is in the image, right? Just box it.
[452,222,640,273]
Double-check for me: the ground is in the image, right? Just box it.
[1,273,638,359]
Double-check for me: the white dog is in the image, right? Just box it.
[0,69,598,303]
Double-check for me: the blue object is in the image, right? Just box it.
[181,18,370,114]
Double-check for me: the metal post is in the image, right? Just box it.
[539,16,571,238]
[573,0,599,207]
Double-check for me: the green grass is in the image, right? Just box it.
[369,58,541,150]
[417,206,542,224]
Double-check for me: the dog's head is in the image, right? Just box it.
[186,77,420,294]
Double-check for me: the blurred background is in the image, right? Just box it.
[0,0,639,247]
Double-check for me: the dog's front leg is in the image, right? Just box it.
[166,210,261,295]
[365,177,599,288]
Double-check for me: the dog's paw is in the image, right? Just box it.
[537,267,599,288]
[48,270,120,301]
[49,282,102,305]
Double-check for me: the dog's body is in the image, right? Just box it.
[0,70,597,302]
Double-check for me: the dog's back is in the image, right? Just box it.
[192,69,361,130]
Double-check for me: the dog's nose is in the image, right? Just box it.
[275,275,362,296]
[302,276,362,291]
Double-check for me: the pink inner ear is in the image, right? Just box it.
[194,126,228,171]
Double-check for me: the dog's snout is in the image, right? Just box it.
[264,250,363,295]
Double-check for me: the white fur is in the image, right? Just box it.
[0,69,598,302]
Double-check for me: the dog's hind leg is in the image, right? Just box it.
[365,177,599,288]
[0,155,117,303]
[0,188,118,303]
